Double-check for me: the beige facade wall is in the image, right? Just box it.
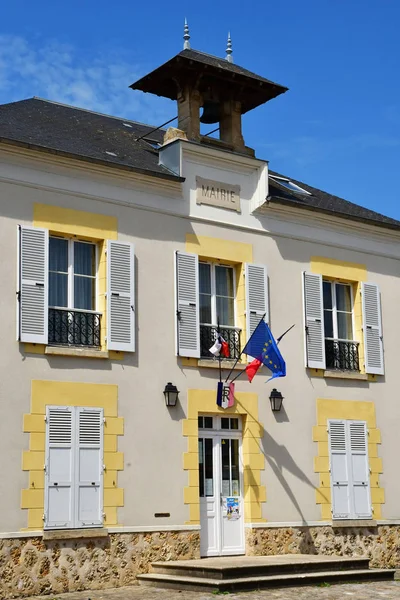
[0,142,399,538]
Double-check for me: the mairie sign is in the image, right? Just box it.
[196,176,240,212]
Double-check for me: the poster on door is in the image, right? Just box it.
[225,497,240,520]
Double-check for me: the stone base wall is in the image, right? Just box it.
[0,530,200,598]
[246,525,400,568]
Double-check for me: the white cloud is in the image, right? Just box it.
[0,34,174,125]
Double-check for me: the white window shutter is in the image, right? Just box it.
[362,282,384,375]
[302,272,326,369]
[75,408,103,528]
[107,240,135,352]
[18,226,49,344]
[245,263,269,339]
[175,251,200,358]
[329,420,351,519]
[349,421,372,519]
[45,407,74,529]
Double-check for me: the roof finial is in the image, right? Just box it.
[183,18,191,50]
[226,32,233,63]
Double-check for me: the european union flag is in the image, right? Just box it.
[242,320,286,381]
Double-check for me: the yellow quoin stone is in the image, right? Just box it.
[183,389,266,525]
[22,380,124,530]
[313,398,384,520]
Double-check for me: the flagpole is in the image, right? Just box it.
[224,313,266,383]
[217,317,222,384]
[227,323,295,385]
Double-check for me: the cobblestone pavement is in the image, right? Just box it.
[23,581,400,600]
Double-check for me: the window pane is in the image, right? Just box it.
[323,281,332,310]
[215,266,234,297]
[216,296,234,326]
[221,418,229,429]
[74,277,95,310]
[199,263,211,294]
[200,294,212,324]
[74,242,95,276]
[324,310,334,338]
[230,418,239,430]
[204,417,213,429]
[337,312,353,340]
[49,238,68,272]
[336,284,352,312]
[198,416,204,429]
[49,272,68,307]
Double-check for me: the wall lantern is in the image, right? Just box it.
[163,382,180,407]
[269,388,284,412]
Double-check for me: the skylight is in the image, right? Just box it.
[270,176,311,195]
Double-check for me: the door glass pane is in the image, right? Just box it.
[204,438,213,496]
[323,281,332,310]
[216,296,234,326]
[215,266,234,297]
[204,417,213,429]
[199,263,212,323]
[74,242,95,276]
[74,276,95,310]
[49,238,68,272]
[221,439,230,496]
[49,272,68,307]
[337,312,353,340]
[200,294,212,324]
[324,310,334,338]
[336,284,352,312]
[231,439,240,496]
[198,438,204,497]
[49,237,68,307]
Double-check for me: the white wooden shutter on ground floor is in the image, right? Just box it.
[175,251,200,358]
[45,406,104,529]
[328,419,371,520]
[302,271,326,369]
[18,225,49,344]
[107,240,135,352]
[362,282,384,375]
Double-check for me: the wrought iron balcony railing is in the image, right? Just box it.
[200,324,241,360]
[48,307,101,348]
[325,338,359,371]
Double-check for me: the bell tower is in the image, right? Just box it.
[130,22,288,156]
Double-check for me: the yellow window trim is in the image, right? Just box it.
[313,398,384,521]
[183,389,266,525]
[22,380,124,530]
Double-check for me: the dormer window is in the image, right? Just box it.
[270,176,311,195]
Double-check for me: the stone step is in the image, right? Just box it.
[152,556,371,579]
[138,568,396,593]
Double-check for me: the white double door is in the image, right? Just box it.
[199,422,245,557]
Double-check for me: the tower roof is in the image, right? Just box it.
[130,49,288,114]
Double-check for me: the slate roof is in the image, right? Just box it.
[0,97,399,231]
[0,97,181,181]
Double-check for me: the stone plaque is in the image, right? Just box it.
[196,177,240,212]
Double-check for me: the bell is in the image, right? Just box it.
[200,100,220,124]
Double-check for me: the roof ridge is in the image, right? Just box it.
[30,96,161,130]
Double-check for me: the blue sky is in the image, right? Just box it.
[1,1,399,220]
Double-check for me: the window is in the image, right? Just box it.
[328,419,371,520]
[44,406,104,529]
[323,281,359,371]
[48,237,100,347]
[199,262,240,359]
[269,175,311,195]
